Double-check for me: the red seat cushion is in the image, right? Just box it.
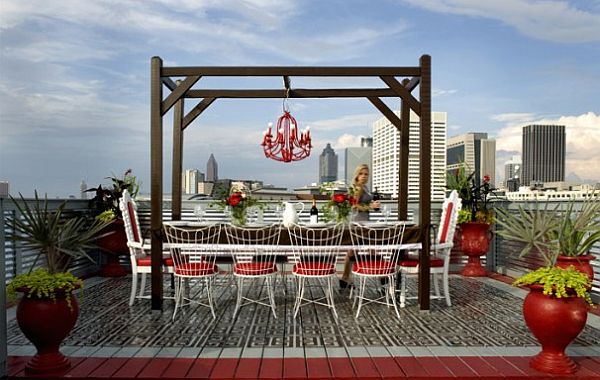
[137,255,173,267]
[293,262,335,276]
[234,262,277,276]
[399,258,444,267]
[353,260,396,275]
[174,262,218,276]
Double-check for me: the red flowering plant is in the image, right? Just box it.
[447,165,496,224]
[213,190,259,226]
[319,182,357,223]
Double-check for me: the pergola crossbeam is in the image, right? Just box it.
[186,88,399,98]
[162,66,421,77]
[161,75,202,116]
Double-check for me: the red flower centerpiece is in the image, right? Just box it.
[320,182,357,223]
[215,191,259,225]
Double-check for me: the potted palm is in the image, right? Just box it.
[6,192,110,373]
[86,169,140,276]
[495,194,599,374]
[446,165,495,276]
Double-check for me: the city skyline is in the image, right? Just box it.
[1,1,599,197]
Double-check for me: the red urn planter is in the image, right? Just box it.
[17,289,79,373]
[556,254,595,282]
[97,219,128,277]
[459,222,491,277]
[523,284,588,374]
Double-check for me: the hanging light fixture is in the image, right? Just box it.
[261,89,312,162]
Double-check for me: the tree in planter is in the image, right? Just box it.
[6,191,110,373]
[495,193,600,374]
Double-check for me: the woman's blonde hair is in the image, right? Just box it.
[352,164,369,200]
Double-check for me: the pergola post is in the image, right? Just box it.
[150,56,164,310]
[171,84,184,221]
[418,55,432,311]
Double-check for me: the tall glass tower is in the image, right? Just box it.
[522,125,565,186]
[206,153,218,182]
[319,143,338,183]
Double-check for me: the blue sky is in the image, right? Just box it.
[1,0,599,197]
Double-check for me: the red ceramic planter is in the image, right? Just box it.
[17,290,79,373]
[459,222,491,277]
[523,284,587,374]
[97,219,128,277]
[555,254,595,282]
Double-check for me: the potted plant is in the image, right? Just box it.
[446,165,495,276]
[6,192,110,373]
[212,184,260,226]
[319,181,357,223]
[86,169,140,276]
[495,194,600,374]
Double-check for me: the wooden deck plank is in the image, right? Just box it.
[350,357,381,379]
[258,358,284,379]
[306,357,333,379]
[62,357,107,377]
[328,357,356,380]
[234,358,261,379]
[161,358,195,379]
[573,356,600,378]
[482,356,529,377]
[111,358,152,378]
[460,356,505,379]
[414,356,456,378]
[283,357,307,379]
[210,358,240,380]
[137,357,173,378]
[437,356,479,378]
[372,356,406,378]
[87,357,129,378]
[187,358,217,379]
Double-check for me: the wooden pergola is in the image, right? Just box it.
[149,55,433,311]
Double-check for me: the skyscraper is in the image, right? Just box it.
[206,153,218,182]
[319,143,338,183]
[504,155,521,191]
[522,125,565,186]
[372,110,447,200]
[183,169,204,194]
[345,137,372,188]
[447,132,496,187]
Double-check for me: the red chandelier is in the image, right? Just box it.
[261,107,312,163]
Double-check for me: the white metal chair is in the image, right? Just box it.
[223,224,281,318]
[348,222,406,319]
[119,189,174,306]
[398,190,461,308]
[287,223,344,319]
[163,223,222,320]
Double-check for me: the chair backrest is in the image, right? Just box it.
[223,224,281,273]
[287,224,345,273]
[436,190,462,245]
[349,222,406,272]
[163,224,222,275]
[119,189,142,245]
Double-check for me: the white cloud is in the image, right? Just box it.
[310,113,379,132]
[334,134,364,151]
[495,112,600,181]
[401,0,600,43]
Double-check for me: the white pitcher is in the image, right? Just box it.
[282,202,305,227]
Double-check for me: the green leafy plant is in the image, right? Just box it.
[513,266,593,306]
[496,192,600,266]
[6,269,83,309]
[86,169,140,220]
[446,165,495,224]
[6,192,111,304]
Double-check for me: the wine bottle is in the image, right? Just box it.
[310,197,319,224]
[372,187,381,212]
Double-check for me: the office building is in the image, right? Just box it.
[372,110,447,200]
[522,124,565,186]
[504,155,521,192]
[345,137,372,188]
[183,169,204,194]
[80,180,88,199]
[447,132,496,187]
[319,143,338,183]
[206,153,218,182]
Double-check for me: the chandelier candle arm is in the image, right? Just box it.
[262,111,311,162]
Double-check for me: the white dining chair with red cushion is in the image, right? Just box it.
[398,190,461,308]
[163,223,222,320]
[348,222,406,319]
[223,224,281,318]
[287,223,345,319]
[119,189,174,306]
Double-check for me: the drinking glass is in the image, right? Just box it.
[275,204,283,223]
[382,205,391,223]
[194,204,206,222]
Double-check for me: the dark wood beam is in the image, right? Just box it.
[418,55,432,311]
[163,66,421,77]
[398,79,410,221]
[161,75,201,116]
[162,77,177,91]
[186,88,398,99]
[380,76,421,116]
[182,98,216,130]
[150,56,164,310]
[405,77,420,92]
[283,76,291,91]
[171,95,184,221]
[367,97,403,129]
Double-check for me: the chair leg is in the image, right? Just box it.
[327,276,338,319]
[433,273,441,297]
[443,271,451,307]
[233,277,243,318]
[172,277,183,321]
[389,276,401,320]
[266,276,277,319]
[400,272,407,308]
[139,273,147,297]
[355,277,366,318]
[294,277,305,318]
[129,273,139,306]
[207,277,216,319]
